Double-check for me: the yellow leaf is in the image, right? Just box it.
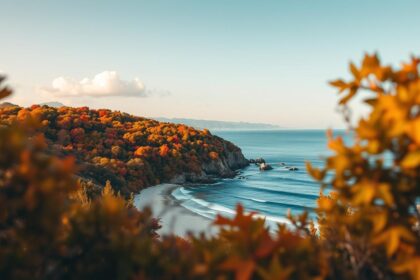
[361,53,380,74]
[406,117,420,145]
[305,161,326,181]
[339,87,357,105]
[372,212,387,233]
[392,257,420,280]
[356,119,377,139]
[378,183,394,206]
[374,226,415,256]
[363,98,377,106]
[317,195,333,212]
[393,258,420,279]
[367,139,381,154]
[349,62,361,80]
[386,229,399,256]
[330,155,350,175]
[401,150,420,168]
[329,79,348,92]
[352,182,375,205]
[328,136,346,153]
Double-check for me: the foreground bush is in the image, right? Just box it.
[1,53,420,279]
[308,54,420,279]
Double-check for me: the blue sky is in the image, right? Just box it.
[1,0,419,128]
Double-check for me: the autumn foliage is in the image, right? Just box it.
[1,53,420,279]
[306,54,420,279]
[0,103,241,195]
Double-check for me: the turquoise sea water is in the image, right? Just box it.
[172,130,348,227]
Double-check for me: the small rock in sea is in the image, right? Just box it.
[288,167,299,171]
[255,158,266,164]
[280,162,286,166]
[249,159,256,163]
[259,163,273,171]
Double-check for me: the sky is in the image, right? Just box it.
[1,0,420,129]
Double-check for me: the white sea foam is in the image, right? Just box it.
[251,198,267,203]
[172,186,292,230]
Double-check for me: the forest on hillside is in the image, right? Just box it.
[0,104,246,195]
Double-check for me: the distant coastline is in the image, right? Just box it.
[154,117,282,131]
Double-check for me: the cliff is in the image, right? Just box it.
[170,138,248,184]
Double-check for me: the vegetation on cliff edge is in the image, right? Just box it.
[0,103,247,195]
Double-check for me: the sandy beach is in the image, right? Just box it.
[134,184,218,237]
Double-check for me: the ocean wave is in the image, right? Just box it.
[244,176,318,188]
[173,189,237,216]
[231,194,315,211]
[172,186,293,229]
[237,184,319,200]
[183,180,319,201]
[176,182,318,213]
[251,198,267,203]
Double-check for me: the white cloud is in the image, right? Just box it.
[39,71,147,98]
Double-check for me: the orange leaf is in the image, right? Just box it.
[349,62,361,80]
[220,258,255,280]
[401,150,420,168]
[306,162,326,181]
[255,235,276,258]
[339,87,357,105]
[237,260,255,280]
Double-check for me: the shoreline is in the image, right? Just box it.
[134,183,218,237]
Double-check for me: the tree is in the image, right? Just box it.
[209,151,219,160]
[159,144,170,157]
[308,53,420,279]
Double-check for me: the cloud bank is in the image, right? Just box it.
[39,71,147,98]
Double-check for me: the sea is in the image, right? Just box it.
[172,130,349,228]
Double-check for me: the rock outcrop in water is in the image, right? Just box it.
[249,158,266,166]
[259,162,273,171]
[286,166,299,171]
[249,158,274,171]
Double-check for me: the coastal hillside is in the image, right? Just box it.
[0,105,248,194]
